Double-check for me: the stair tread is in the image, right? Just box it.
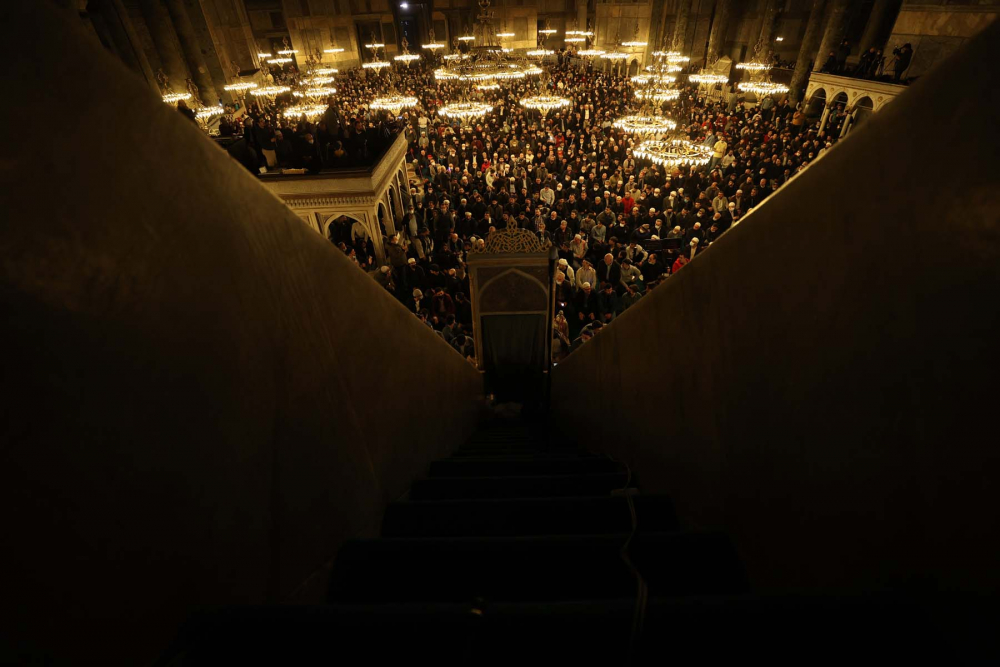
[328,531,746,604]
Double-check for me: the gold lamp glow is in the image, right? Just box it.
[224,81,258,92]
[438,102,493,120]
[689,72,728,85]
[737,81,789,95]
[520,95,571,114]
[195,105,224,120]
[251,85,291,97]
[634,139,712,167]
[371,95,418,114]
[283,104,327,119]
[612,115,677,134]
[162,92,192,104]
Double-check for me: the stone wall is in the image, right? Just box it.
[886,0,997,77]
[0,3,483,664]
[552,19,1000,598]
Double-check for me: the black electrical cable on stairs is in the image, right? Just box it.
[616,461,649,663]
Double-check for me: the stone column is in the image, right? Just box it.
[576,0,588,34]
[164,0,219,105]
[138,0,190,92]
[789,0,826,102]
[813,0,851,72]
[818,104,830,133]
[857,0,899,57]
[672,0,691,53]
[757,0,780,50]
[706,0,734,64]
[90,0,160,92]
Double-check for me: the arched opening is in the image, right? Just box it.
[376,202,388,238]
[827,92,850,135]
[325,213,361,244]
[805,88,827,117]
[326,213,376,267]
[387,184,398,223]
[852,95,875,130]
[628,59,639,77]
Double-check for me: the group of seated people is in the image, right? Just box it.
[305,58,838,358]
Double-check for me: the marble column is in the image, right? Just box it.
[90,0,160,92]
[813,0,851,72]
[789,0,826,102]
[706,0,734,63]
[857,0,899,56]
[672,0,691,53]
[164,0,219,105]
[757,0,780,50]
[138,0,190,92]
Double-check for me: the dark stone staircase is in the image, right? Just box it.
[160,417,984,665]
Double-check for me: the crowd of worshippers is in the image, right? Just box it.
[819,38,913,83]
[294,59,841,357]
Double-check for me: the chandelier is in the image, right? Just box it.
[736,60,771,72]
[195,105,224,120]
[646,62,682,73]
[622,25,647,50]
[251,85,291,97]
[162,92,192,104]
[371,94,418,114]
[633,139,712,167]
[302,76,335,85]
[526,48,554,57]
[736,38,773,72]
[565,37,585,43]
[476,82,500,90]
[520,94,571,117]
[690,72,728,85]
[257,52,271,59]
[738,80,789,95]
[613,45,680,135]
[294,86,337,98]
[394,37,421,64]
[613,115,677,134]
[313,68,338,75]
[457,35,475,42]
[578,48,606,57]
[363,60,390,69]
[267,57,292,65]
[635,89,681,102]
[276,49,298,55]
[525,64,544,76]
[224,81,258,93]
[438,101,493,121]
[601,51,629,60]
[434,1,531,86]
[284,104,327,119]
[735,40,787,96]
[423,29,445,50]
[631,74,676,85]
[324,47,345,54]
